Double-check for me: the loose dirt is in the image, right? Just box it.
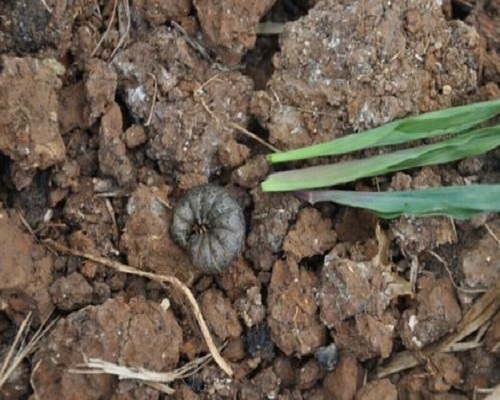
[0,0,499,399]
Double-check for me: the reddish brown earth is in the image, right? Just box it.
[0,0,499,399]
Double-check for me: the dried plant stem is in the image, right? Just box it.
[40,0,53,13]
[109,0,130,60]
[0,313,57,390]
[194,74,281,152]
[43,239,234,376]
[70,353,211,395]
[485,223,500,246]
[376,280,500,378]
[171,21,214,64]
[427,250,486,294]
[228,122,281,153]
[91,0,118,57]
[144,72,158,127]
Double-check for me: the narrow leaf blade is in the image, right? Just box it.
[298,185,500,219]
[262,126,500,191]
[268,99,500,164]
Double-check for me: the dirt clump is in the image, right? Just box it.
[111,29,254,186]
[63,178,117,257]
[193,0,277,65]
[31,297,182,400]
[246,188,301,271]
[123,124,147,149]
[49,272,95,311]
[467,0,500,84]
[232,155,270,188]
[98,103,137,189]
[120,184,200,284]
[400,274,462,349]
[0,0,498,398]
[0,56,65,189]
[133,0,191,26]
[267,259,326,356]
[460,219,500,290]
[0,0,81,55]
[199,288,243,341]
[354,379,397,400]
[218,139,251,169]
[255,0,483,151]
[322,354,363,400]
[283,207,337,261]
[0,210,54,321]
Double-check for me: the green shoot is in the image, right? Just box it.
[261,125,500,191]
[268,99,500,164]
[297,185,500,219]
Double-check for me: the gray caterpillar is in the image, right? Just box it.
[170,185,245,273]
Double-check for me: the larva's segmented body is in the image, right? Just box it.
[170,185,245,273]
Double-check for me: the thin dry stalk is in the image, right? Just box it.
[485,223,500,246]
[171,21,214,64]
[70,352,211,394]
[43,239,234,376]
[109,0,130,60]
[376,280,500,378]
[229,122,281,153]
[428,250,486,294]
[91,0,118,57]
[194,75,280,153]
[104,198,119,243]
[145,72,158,127]
[0,313,57,390]
[40,0,53,13]
[17,212,38,242]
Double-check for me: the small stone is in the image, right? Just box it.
[315,343,339,371]
[49,272,93,311]
[123,124,147,149]
[245,322,274,357]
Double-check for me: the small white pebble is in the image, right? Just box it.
[160,298,171,311]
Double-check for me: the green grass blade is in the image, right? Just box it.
[268,99,500,164]
[297,185,500,219]
[261,125,500,191]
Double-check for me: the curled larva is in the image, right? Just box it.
[170,184,245,274]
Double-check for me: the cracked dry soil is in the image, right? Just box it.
[0,0,499,399]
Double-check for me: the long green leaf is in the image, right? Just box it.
[261,126,500,191]
[268,99,500,164]
[297,185,500,219]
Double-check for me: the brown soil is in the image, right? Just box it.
[0,0,499,399]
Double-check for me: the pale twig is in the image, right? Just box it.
[171,21,214,64]
[16,212,38,242]
[485,223,500,246]
[194,76,280,153]
[40,0,53,13]
[71,352,212,394]
[427,250,486,294]
[229,122,281,153]
[145,73,158,127]
[93,0,102,18]
[441,341,483,352]
[104,198,119,243]
[95,191,129,198]
[0,313,58,390]
[91,0,118,57]
[408,254,419,294]
[109,0,130,60]
[255,22,285,35]
[376,280,500,378]
[155,196,172,209]
[43,240,234,376]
